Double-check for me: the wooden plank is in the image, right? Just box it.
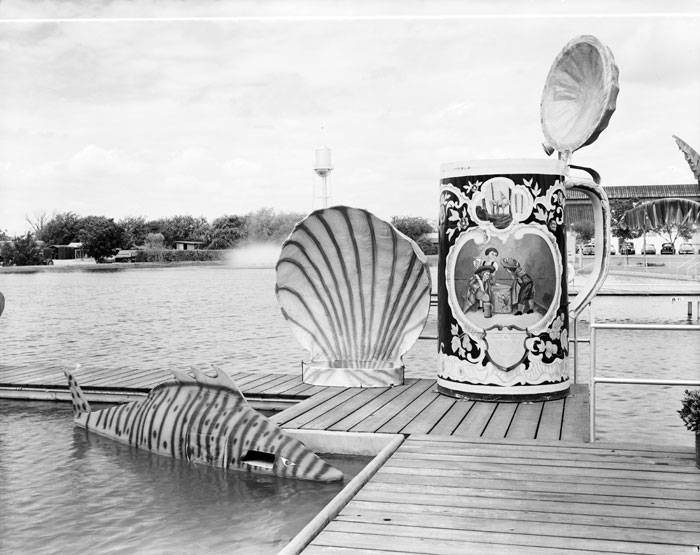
[452,401,496,437]
[380,459,700,491]
[230,372,282,390]
[389,451,700,480]
[20,371,71,385]
[327,385,416,432]
[404,436,697,459]
[324,520,692,554]
[333,508,700,550]
[350,380,434,433]
[254,374,300,394]
[480,402,518,439]
[300,387,390,430]
[270,387,345,425]
[346,498,700,533]
[358,480,700,510]
[388,452,700,484]
[280,382,327,396]
[71,365,155,385]
[372,468,700,501]
[0,366,62,382]
[355,486,700,525]
[429,400,474,435]
[560,386,589,442]
[400,395,456,435]
[244,373,296,395]
[376,386,439,434]
[537,398,564,440]
[305,545,400,555]
[310,531,603,555]
[284,388,363,429]
[94,370,168,388]
[396,439,700,468]
[505,401,542,440]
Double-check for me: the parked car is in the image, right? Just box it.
[619,242,635,255]
[678,243,695,255]
[642,244,657,255]
[609,244,616,255]
[660,242,675,255]
[114,249,137,262]
[581,243,595,255]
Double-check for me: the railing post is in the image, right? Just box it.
[589,304,596,443]
[572,316,578,384]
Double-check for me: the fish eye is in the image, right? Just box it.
[281,457,296,467]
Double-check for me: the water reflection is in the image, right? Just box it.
[1,401,365,554]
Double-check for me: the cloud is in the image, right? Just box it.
[1,7,699,237]
[222,157,262,178]
[68,144,140,178]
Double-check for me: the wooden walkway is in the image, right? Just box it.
[273,381,589,442]
[307,435,700,554]
[0,366,330,405]
[0,366,588,441]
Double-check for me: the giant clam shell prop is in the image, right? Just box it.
[276,206,432,387]
[541,35,619,155]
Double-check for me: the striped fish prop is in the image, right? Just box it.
[276,206,432,387]
[64,366,343,482]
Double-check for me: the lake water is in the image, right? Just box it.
[0,265,698,553]
[0,265,697,448]
[0,399,368,555]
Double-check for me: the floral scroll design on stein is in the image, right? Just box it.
[439,175,569,386]
[531,179,566,233]
[441,177,565,239]
[443,321,485,364]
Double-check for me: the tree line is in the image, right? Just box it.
[0,211,437,266]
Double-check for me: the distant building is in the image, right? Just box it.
[566,183,700,251]
[566,183,700,224]
[51,242,85,260]
[174,240,204,251]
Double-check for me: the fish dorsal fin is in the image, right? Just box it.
[171,368,197,383]
[182,365,248,403]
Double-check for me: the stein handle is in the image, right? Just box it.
[566,164,611,318]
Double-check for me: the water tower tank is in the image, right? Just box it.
[314,147,333,176]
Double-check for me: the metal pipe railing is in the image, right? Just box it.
[587,301,700,442]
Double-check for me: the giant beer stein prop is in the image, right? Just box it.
[437,36,618,399]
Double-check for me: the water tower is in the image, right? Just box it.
[313,146,333,208]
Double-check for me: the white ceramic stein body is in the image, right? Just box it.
[437,159,609,399]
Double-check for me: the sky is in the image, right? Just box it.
[1,1,699,235]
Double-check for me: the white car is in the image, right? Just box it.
[679,243,695,255]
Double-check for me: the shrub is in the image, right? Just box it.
[415,236,438,256]
[678,389,700,432]
[135,249,226,263]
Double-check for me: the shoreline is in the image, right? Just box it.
[0,260,230,274]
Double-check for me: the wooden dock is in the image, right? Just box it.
[4,365,697,553]
[306,435,700,554]
[0,365,588,441]
[272,380,588,442]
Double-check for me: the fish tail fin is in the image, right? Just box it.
[64,365,91,417]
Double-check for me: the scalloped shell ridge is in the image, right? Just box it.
[275,206,431,384]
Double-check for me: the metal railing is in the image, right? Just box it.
[585,304,700,442]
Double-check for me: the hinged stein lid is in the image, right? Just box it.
[541,35,620,156]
